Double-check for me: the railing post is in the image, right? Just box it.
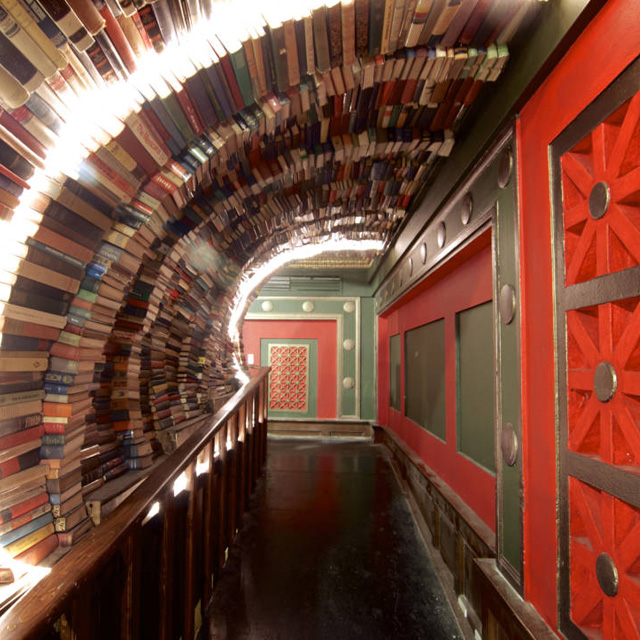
[160,492,176,640]
[226,414,238,544]
[183,463,196,640]
[202,441,215,606]
[120,529,142,640]
[217,422,229,568]
[259,377,268,466]
[0,368,270,640]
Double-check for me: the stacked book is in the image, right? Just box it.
[0,396,57,566]
[0,0,542,564]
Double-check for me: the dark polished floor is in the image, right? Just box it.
[208,438,464,640]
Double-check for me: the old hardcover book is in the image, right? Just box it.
[266,19,289,94]
[0,489,48,525]
[4,521,54,557]
[327,1,343,68]
[13,531,58,565]
[0,463,47,494]
[312,5,331,75]
[54,502,86,532]
[0,441,41,479]
[0,503,52,537]
[57,515,91,546]
[368,0,385,56]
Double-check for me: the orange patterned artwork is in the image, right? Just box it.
[267,344,310,412]
[561,93,640,286]
[559,86,640,640]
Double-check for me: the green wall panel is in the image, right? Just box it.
[360,298,376,421]
[457,301,495,472]
[405,320,446,440]
[389,334,401,412]
[247,292,375,420]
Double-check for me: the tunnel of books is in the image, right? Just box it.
[0,0,542,569]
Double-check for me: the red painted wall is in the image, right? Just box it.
[377,238,495,529]
[243,319,338,419]
[518,0,640,628]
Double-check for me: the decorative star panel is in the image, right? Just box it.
[267,344,310,412]
[569,477,640,639]
[566,298,640,468]
[561,93,640,286]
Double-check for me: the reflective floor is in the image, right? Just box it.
[208,439,464,640]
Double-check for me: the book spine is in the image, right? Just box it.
[0,491,48,524]
[4,521,54,556]
[327,2,343,68]
[0,511,53,547]
[0,446,40,479]
[13,530,58,563]
[36,0,94,50]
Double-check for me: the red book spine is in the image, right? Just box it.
[130,10,152,50]
[98,5,137,74]
[86,153,137,197]
[176,88,204,136]
[116,126,159,175]
[0,109,47,159]
[0,491,48,525]
[0,425,44,451]
[219,54,244,111]
[0,448,40,480]
[14,532,58,565]
[459,0,493,45]
[140,181,167,204]
[141,104,173,149]
[136,109,172,160]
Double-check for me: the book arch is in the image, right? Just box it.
[0,0,539,557]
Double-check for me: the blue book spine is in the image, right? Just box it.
[204,64,234,120]
[0,512,53,546]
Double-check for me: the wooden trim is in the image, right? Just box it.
[0,368,270,640]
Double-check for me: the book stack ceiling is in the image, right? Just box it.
[0,0,541,563]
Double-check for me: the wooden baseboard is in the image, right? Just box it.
[374,424,492,638]
[268,420,373,438]
[375,425,558,640]
[475,560,558,640]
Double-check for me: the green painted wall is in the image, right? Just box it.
[246,289,377,421]
[261,338,318,419]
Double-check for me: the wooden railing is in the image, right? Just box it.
[0,368,269,640]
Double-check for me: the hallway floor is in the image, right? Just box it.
[207,438,464,640]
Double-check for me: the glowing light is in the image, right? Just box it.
[0,547,51,593]
[196,458,210,476]
[173,472,188,496]
[227,237,384,380]
[143,501,161,524]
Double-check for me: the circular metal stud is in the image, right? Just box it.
[420,242,427,264]
[501,423,518,466]
[596,553,619,597]
[589,181,610,220]
[343,339,355,351]
[499,285,516,325]
[497,149,513,188]
[461,192,473,226]
[343,377,355,390]
[437,222,446,248]
[594,362,617,402]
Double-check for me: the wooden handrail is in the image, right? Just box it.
[0,367,270,640]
